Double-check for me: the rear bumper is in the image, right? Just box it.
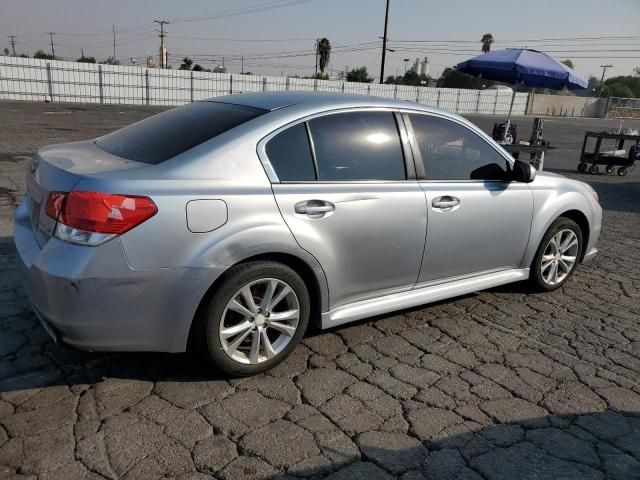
[14,198,223,353]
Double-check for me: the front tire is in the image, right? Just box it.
[530,217,583,291]
[198,261,310,376]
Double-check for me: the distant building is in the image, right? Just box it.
[146,55,157,68]
[213,64,228,73]
[411,57,430,77]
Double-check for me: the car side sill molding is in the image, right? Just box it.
[321,268,530,329]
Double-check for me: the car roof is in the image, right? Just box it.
[205,91,439,113]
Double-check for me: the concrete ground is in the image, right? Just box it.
[0,101,639,480]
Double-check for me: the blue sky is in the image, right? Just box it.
[1,0,638,79]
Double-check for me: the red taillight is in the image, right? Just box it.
[45,192,67,219]
[46,191,157,234]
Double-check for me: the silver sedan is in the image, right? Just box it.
[14,92,601,375]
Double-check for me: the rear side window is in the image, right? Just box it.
[308,111,406,181]
[409,114,509,181]
[265,123,316,181]
[95,101,266,164]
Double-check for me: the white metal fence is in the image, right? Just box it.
[0,56,529,115]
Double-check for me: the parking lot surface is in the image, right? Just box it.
[1,101,639,480]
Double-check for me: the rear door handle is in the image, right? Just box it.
[432,196,460,210]
[295,200,335,218]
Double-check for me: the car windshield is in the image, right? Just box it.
[95,101,267,164]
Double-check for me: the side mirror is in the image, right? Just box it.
[511,159,536,183]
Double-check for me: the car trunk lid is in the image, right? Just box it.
[27,141,149,247]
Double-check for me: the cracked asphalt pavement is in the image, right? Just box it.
[1,101,639,479]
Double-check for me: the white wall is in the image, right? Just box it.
[0,56,529,115]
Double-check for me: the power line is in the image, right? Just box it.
[170,35,315,42]
[598,64,613,95]
[8,35,16,56]
[154,20,169,68]
[47,32,55,58]
[165,0,318,25]
[379,0,390,83]
[390,34,640,44]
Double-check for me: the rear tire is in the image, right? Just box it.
[617,167,628,176]
[196,261,310,376]
[589,164,599,174]
[577,162,587,173]
[530,217,583,291]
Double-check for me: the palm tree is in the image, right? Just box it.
[481,34,494,54]
[318,38,331,74]
[179,57,193,70]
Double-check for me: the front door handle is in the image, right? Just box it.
[432,196,460,211]
[295,200,335,218]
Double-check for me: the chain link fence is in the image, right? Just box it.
[606,97,640,119]
[0,56,529,115]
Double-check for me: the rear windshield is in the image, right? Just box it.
[95,101,266,164]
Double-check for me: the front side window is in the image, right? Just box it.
[308,111,406,181]
[96,101,266,164]
[265,123,316,182]
[409,114,509,181]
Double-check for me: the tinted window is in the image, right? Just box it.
[266,123,316,181]
[409,114,509,181]
[308,112,406,181]
[95,102,266,164]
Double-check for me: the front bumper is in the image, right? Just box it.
[14,198,222,353]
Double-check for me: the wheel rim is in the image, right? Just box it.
[219,278,300,364]
[541,229,579,286]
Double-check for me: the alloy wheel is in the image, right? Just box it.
[540,229,579,286]
[219,278,300,364]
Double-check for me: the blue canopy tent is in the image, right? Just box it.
[456,48,588,142]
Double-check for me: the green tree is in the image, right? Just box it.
[3,48,9,56]
[308,72,328,80]
[33,50,55,60]
[481,33,494,54]
[179,57,193,70]
[438,67,495,89]
[561,59,574,69]
[602,83,634,98]
[599,75,640,98]
[192,64,210,72]
[384,75,400,84]
[318,38,331,74]
[575,76,601,97]
[77,55,96,63]
[346,66,372,83]
[102,56,120,65]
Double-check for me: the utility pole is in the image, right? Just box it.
[379,0,390,83]
[314,38,319,77]
[81,48,84,59]
[598,64,613,96]
[8,35,16,56]
[112,25,116,62]
[403,58,409,75]
[154,20,169,68]
[48,32,55,58]
[241,55,244,74]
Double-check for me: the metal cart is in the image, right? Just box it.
[501,143,552,171]
[495,118,551,170]
[578,131,640,176]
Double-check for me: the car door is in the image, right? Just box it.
[263,110,428,309]
[405,112,534,284]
